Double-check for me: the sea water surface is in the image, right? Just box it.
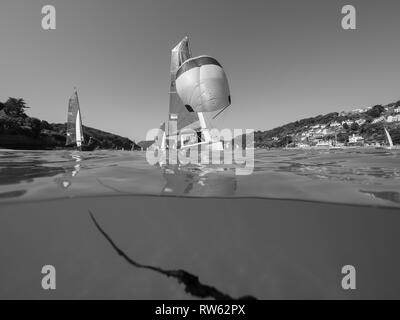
[0,148,400,299]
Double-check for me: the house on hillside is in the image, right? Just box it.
[330,121,341,128]
[387,115,400,123]
[348,134,364,146]
[342,120,354,126]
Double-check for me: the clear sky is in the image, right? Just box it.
[1,0,400,141]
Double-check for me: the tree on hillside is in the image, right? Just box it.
[391,127,400,144]
[320,112,339,124]
[337,132,349,143]
[30,118,42,137]
[366,105,384,118]
[3,98,29,117]
[41,120,52,130]
[350,122,359,131]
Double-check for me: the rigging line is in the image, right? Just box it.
[212,105,230,120]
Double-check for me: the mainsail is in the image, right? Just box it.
[168,36,201,136]
[384,126,393,148]
[66,89,84,147]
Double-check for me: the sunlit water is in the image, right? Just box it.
[0,148,400,299]
[0,148,400,207]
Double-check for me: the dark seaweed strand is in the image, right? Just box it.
[88,211,256,300]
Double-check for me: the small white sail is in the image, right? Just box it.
[384,127,393,148]
[76,110,83,148]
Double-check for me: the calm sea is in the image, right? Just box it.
[0,148,399,299]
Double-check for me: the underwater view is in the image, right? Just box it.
[1,148,400,299]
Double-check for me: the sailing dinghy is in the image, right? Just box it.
[384,126,394,150]
[158,36,231,151]
[65,88,96,151]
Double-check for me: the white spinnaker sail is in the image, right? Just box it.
[175,55,231,114]
[384,127,393,147]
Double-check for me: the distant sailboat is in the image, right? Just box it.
[384,126,394,150]
[159,36,231,151]
[66,88,96,151]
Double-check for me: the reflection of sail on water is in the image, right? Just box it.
[57,152,82,189]
[71,153,82,177]
[66,89,85,148]
[384,127,394,148]
[161,166,237,196]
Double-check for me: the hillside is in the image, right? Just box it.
[0,97,137,150]
[254,100,400,148]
